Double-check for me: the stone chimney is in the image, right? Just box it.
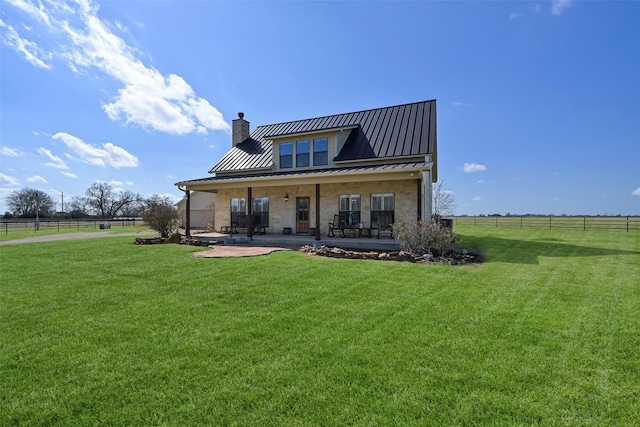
[232,112,250,147]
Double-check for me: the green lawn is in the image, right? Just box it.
[0,224,151,242]
[1,227,639,425]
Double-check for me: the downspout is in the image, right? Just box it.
[178,186,191,237]
[315,184,321,240]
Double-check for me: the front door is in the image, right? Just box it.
[296,197,310,234]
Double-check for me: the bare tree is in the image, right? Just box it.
[7,188,55,217]
[68,196,91,218]
[142,195,179,238]
[432,181,455,221]
[85,182,142,219]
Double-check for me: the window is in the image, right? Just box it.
[313,137,328,166]
[371,193,394,228]
[252,197,269,227]
[339,194,361,226]
[230,197,246,226]
[296,140,310,167]
[280,142,293,168]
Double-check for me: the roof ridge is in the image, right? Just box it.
[253,99,436,130]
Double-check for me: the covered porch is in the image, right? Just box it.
[177,163,434,242]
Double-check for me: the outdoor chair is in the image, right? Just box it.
[377,213,393,239]
[328,214,342,237]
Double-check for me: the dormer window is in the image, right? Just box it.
[280,142,293,168]
[313,137,328,166]
[296,140,310,167]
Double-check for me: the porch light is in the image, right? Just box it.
[284,192,289,202]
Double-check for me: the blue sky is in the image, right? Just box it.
[1,0,638,216]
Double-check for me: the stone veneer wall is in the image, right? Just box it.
[214,179,420,235]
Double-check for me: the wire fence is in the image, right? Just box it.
[1,218,144,235]
[449,216,640,232]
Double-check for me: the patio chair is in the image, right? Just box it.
[377,213,393,239]
[328,214,342,237]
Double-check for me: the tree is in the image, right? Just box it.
[142,195,179,238]
[68,196,91,218]
[7,188,55,217]
[85,182,142,219]
[432,181,455,221]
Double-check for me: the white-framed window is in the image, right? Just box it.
[280,142,293,168]
[313,137,328,166]
[296,140,310,167]
[371,193,394,227]
[339,194,361,226]
[280,138,328,169]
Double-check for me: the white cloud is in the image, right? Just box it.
[38,147,69,169]
[53,132,138,168]
[552,0,573,15]
[61,171,77,178]
[27,175,47,183]
[153,192,182,204]
[109,179,133,186]
[0,173,21,186]
[463,163,487,173]
[632,187,640,197]
[476,180,485,185]
[1,146,22,156]
[509,12,523,20]
[473,196,482,202]
[3,0,230,135]
[0,19,52,69]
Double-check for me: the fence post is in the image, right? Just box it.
[549,217,552,229]
[584,216,586,231]
[628,216,629,232]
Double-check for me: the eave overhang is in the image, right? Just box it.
[175,162,434,192]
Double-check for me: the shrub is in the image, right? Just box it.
[393,220,456,257]
[142,195,179,238]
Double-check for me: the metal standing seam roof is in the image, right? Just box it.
[208,99,436,174]
[181,162,432,186]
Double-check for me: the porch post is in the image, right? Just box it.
[247,187,253,238]
[315,184,321,240]
[185,189,191,237]
[416,178,422,222]
[421,171,433,222]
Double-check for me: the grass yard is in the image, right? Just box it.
[1,227,639,425]
[0,225,151,243]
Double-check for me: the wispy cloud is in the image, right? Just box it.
[473,196,482,202]
[509,12,524,20]
[53,132,138,168]
[0,18,52,69]
[1,146,23,157]
[3,0,230,135]
[632,187,640,197]
[61,171,78,178]
[552,0,573,16]
[27,175,47,183]
[38,147,69,169]
[463,163,487,173]
[109,180,133,186]
[0,172,21,186]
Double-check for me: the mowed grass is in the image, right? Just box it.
[1,227,639,425]
[0,224,151,242]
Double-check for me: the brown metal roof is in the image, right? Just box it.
[208,99,436,174]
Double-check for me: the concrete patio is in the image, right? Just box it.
[186,230,400,252]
